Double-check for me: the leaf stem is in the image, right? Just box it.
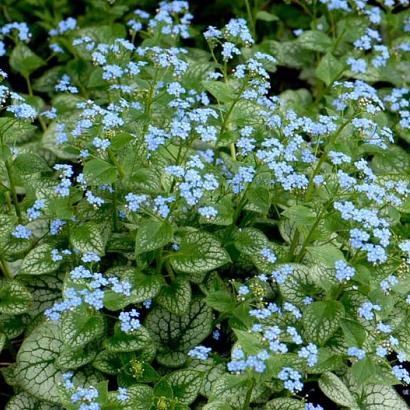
[0,258,12,279]
[24,75,33,96]
[165,260,176,282]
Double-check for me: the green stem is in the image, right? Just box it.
[112,185,118,231]
[242,377,255,409]
[305,120,350,201]
[244,0,256,39]
[288,229,300,261]
[165,260,176,282]
[230,142,236,160]
[4,159,22,223]
[295,213,323,263]
[0,258,12,279]
[24,75,33,96]
[108,149,125,180]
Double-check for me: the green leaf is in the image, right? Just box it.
[156,279,191,315]
[19,244,62,276]
[14,322,64,403]
[0,119,37,145]
[315,52,345,86]
[297,30,332,52]
[0,332,6,353]
[154,379,174,398]
[283,205,316,228]
[55,344,96,370]
[319,372,358,407]
[279,264,317,305]
[135,220,173,256]
[209,374,257,408]
[203,401,233,410]
[83,158,117,185]
[0,280,32,315]
[61,306,105,349]
[10,44,45,77]
[104,271,163,310]
[110,132,133,150]
[234,329,263,355]
[360,384,409,409]
[351,357,377,384]
[124,385,154,410]
[306,244,345,269]
[244,186,271,214]
[255,10,279,22]
[14,154,49,175]
[170,230,230,276]
[199,198,234,226]
[302,301,345,344]
[145,299,213,361]
[165,369,203,405]
[92,350,122,375]
[104,325,151,353]
[341,319,366,347]
[70,222,105,255]
[0,314,29,339]
[202,81,236,103]
[6,392,61,410]
[19,274,63,316]
[205,290,235,313]
[265,398,305,410]
[234,227,269,257]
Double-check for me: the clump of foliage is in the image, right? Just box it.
[1,0,410,409]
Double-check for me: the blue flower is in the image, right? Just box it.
[12,225,32,239]
[49,17,77,36]
[347,57,367,74]
[358,301,381,320]
[109,277,132,296]
[335,260,355,282]
[92,137,110,151]
[27,199,45,221]
[117,387,128,402]
[260,247,277,264]
[198,206,218,219]
[7,103,36,120]
[392,365,410,384]
[125,193,147,212]
[287,326,303,344]
[347,346,366,360]
[278,367,303,393]
[78,252,99,264]
[298,343,318,367]
[55,75,78,93]
[119,309,141,333]
[221,42,240,61]
[188,345,212,360]
[230,166,255,193]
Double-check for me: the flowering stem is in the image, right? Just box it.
[244,0,256,39]
[242,377,255,409]
[305,120,350,201]
[112,185,118,231]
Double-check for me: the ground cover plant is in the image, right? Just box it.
[1,0,410,409]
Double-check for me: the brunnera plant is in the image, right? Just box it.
[0,0,410,409]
